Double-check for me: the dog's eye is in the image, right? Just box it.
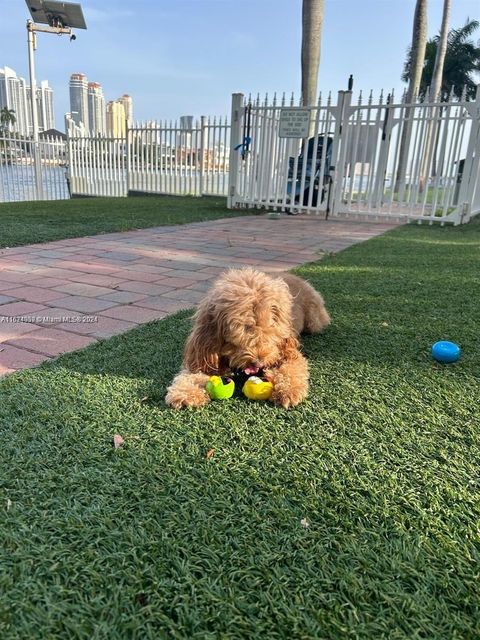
[245,324,254,333]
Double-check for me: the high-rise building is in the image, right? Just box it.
[0,67,54,135]
[179,115,194,148]
[27,80,55,132]
[106,100,126,137]
[0,66,31,135]
[38,80,55,132]
[69,73,89,132]
[66,73,132,137]
[118,94,133,126]
[88,82,106,135]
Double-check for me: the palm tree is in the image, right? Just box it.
[406,0,429,103]
[0,108,17,165]
[301,0,324,135]
[0,107,16,132]
[430,0,451,101]
[404,18,480,183]
[395,0,428,192]
[402,18,480,100]
[418,0,450,189]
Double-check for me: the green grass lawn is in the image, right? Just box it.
[0,196,254,249]
[1,219,479,639]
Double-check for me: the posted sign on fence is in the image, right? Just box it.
[278,108,310,138]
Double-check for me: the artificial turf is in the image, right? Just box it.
[0,196,254,249]
[0,219,479,639]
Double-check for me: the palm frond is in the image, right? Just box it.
[402,18,480,100]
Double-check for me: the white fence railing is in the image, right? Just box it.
[0,134,69,202]
[128,118,229,197]
[68,136,127,197]
[67,117,230,198]
[0,117,230,202]
[229,88,480,225]
[2,91,479,227]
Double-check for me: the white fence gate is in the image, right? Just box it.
[0,133,69,202]
[229,89,480,225]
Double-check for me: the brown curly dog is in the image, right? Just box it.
[165,267,330,409]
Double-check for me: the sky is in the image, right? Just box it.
[1,0,479,129]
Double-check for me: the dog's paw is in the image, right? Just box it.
[270,385,307,409]
[165,370,212,409]
[265,368,308,409]
[165,385,210,409]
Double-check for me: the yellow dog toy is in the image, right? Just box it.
[242,376,273,401]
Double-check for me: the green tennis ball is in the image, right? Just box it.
[206,376,235,400]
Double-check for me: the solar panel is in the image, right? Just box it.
[25,0,87,29]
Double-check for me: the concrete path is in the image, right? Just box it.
[0,215,397,376]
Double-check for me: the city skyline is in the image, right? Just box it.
[66,72,133,136]
[0,65,132,137]
[1,0,478,129]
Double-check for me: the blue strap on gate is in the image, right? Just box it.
[234,136,251,156]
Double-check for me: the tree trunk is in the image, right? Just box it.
[421,0,450,182]
[408,0,429,102]
[301,0,324,136]
[395,0,428,193]
[431,0,451,100]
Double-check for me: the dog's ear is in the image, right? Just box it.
[183,300,223,373]
[281,335,301,362]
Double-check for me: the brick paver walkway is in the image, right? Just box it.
[0,215,397,375]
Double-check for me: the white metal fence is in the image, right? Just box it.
[128,117,230,197]
[67,117,230,198]
[0,134,69,202]
[0,116,230,202]
[229,88,480,225]
[68,135,127,197]
[2,92,479,227]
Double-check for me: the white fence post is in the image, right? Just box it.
[329,90,352,216]
[66,134,73,197]
[32,142,44,200]
[454,89,480,223]
[199,115,207,196]
[228,93,244,208]
[372,93,394,208]
[125,120,130,196]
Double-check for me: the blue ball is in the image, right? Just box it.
[431,341,461,363]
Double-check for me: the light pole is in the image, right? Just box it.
[26,20,42,197]
[24,1,87,199]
